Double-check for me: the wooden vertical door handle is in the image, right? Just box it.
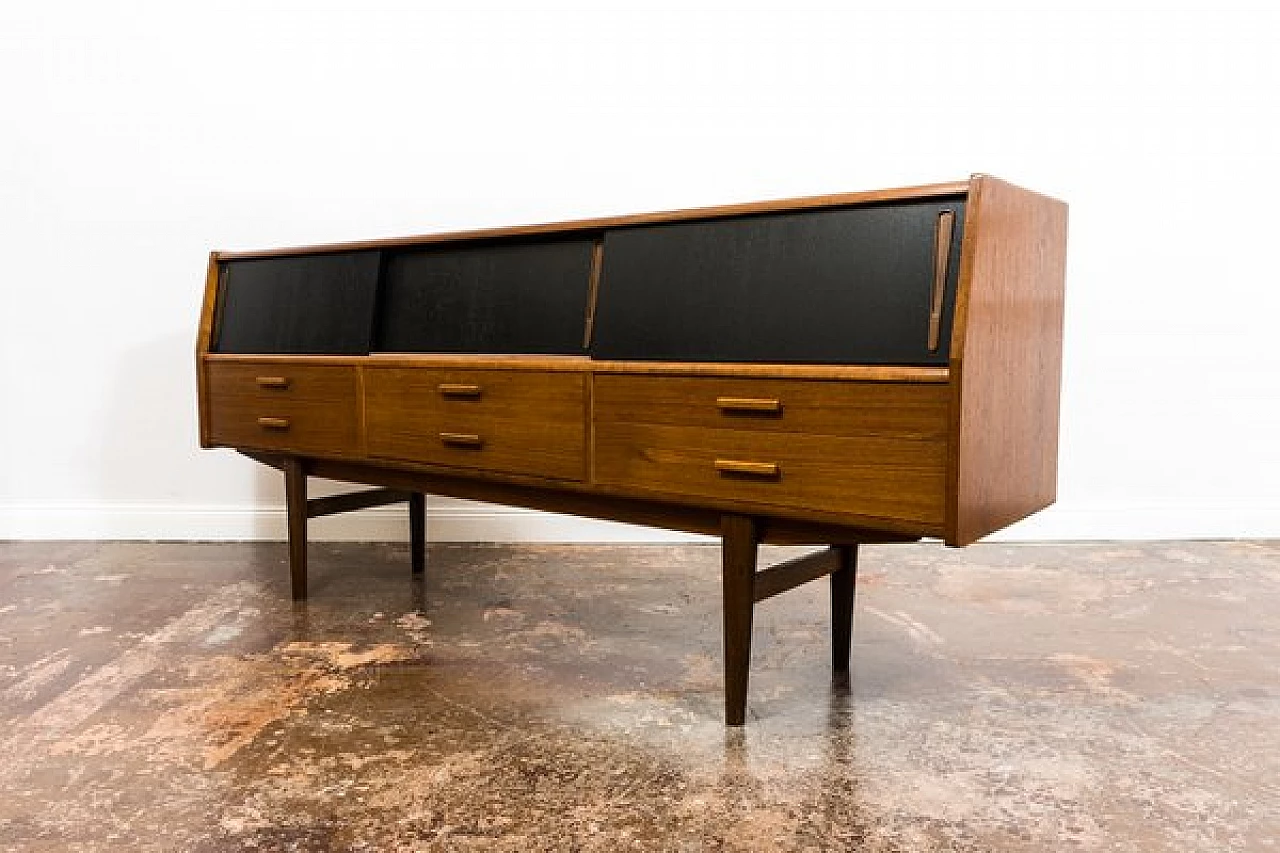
[583,237,605,348]
[928,209,955,352]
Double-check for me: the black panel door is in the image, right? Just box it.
[591,199,966,365]
[214,251,381,354]
[376,239,594,354]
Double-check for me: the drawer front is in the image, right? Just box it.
[364,368,586,481]
[593,375,949,525]
[593,374,949,437]
[594,422,947,525]
[205,362,360,455]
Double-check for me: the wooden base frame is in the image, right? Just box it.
[720,515,858,725]
[265,453,879,726]
[280,457,426,600]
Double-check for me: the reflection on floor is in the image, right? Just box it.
[0,540,1276,851]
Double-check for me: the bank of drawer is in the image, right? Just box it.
[205,362,359,455]
[593,374,949,438]
[594,422,947,525]
[364,368,586,480]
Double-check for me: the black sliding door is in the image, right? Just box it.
[591,199,966,365]
[213,251,381,354]
[376,239,594,354]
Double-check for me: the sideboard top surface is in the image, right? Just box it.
[215,178,976,261]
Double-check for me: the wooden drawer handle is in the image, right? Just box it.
[256,376,290,390]
[715,459,781,479]
[440,432,484,448]
[257,417,290,430]
[716,396,782,415]
[438,383,483,398]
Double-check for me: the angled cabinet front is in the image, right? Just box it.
[591,199,966,365]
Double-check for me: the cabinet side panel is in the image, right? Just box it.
[196,252,222,447]
[948,176,1068,545]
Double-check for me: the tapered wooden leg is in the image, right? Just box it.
[721,514,759,726]
[831,544,859,674]
[283,458,308,601]
[409,492,426,576]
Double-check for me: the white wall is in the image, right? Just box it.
[2,1,1278,542]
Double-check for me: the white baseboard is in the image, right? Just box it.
[1,500,1277,542]
[0,500,711,543]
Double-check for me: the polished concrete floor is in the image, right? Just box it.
[0,540,1276,851]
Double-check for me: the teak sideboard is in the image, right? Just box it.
[196,174,1068,725]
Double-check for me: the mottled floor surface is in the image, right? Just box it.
[0,541,1276,852]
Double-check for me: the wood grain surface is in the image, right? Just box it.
[196,252,221,447]
[947,175,1068,544]
[363,367,587,481]
[204,352,950,382]
[593,421,947,525]
[593,375,950,438]
[206,362,360,457]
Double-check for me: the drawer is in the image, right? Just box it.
[593,374,949,437]
[594,422,947,525]
[592,375,949,525]
[364,368,586,481]
[205,362,360,455]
